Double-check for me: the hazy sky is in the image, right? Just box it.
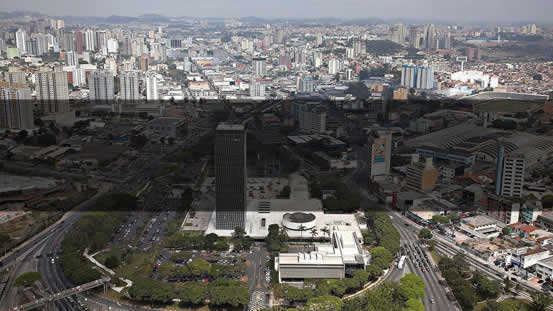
[1,0,552,23]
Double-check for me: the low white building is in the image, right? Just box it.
[274,225,370,283]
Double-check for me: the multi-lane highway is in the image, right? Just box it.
[390,214,460,311]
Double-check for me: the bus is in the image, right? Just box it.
[398,256,406,269]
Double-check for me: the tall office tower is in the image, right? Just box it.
[145,72,159,101]
[15,29,27,54]
[215,124,247,230]
[84,29,96,51]
[400,65,434,89]
[299,77,314,93]
[249,81,265,97]
[500,154,525,197]
[0,39,5,54]
[423,24,436,50]
[0,86,34,129]
[74,30,83,54]
[88,71,114,103]
[495,145,505,195]
[119,71,140,101]
[408,27,420,49]
[36,71,70,114]
[369,131,392,178]
[252,57,266,77]
[65,51,79,67]
[352,39,362,56]
[405,154,438,192]
[328,58,341,75]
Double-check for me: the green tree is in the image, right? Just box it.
[178,281,207,306]
[403,298,424,311]
[530,292,553,311]
[502,227,511,235]
[399,274,425,300]
[208,279,249,307]
[104,255,120,269]
[370,246,394,270]
[14,272,41,287]
[306,295,343,311]
[432,215,450,224]
[418,228,433,240]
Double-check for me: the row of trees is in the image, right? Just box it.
[158,258,245,281]
[279,270,370,303]
[60,193,137,284]
[343,274,426,311]
[127,278,249,308]
[439,253,501,310]
[363,209,401,278]
[310,177,361,213]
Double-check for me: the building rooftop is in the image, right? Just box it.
[463,215,497,228]
[217,124,245,131]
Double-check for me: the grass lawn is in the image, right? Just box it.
[99,290,211,311]
[117,247,161,280]
[429,250,441,265]
[474,298,530,311]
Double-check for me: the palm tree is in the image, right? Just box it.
[298,225,307,239]
[279,227,288,242]
[310,228,318,243]
[321,227,330,240]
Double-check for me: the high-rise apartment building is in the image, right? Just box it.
[119,71,140,101]
[88,71,114,102]
[299,77,314,93]
[36,71,70,114]
[252,57,266,77]
[0,86,33,129]
[74,30,84,54]
[328,58,341,75]
[145,72,159,101]
[499,154,525,197]
[15,29,27,55]
[215,124,247,230]
[400,65,434,89]
[250,81,265,98]
[65,51,79,67]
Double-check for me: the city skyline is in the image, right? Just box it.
[0,0,552,24]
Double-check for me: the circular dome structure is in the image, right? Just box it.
[282,212,317,231]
